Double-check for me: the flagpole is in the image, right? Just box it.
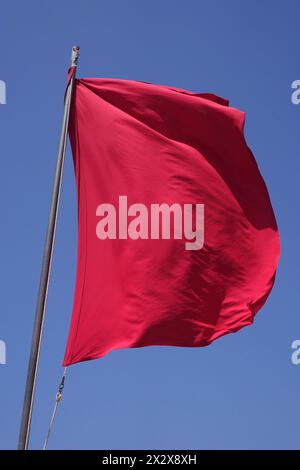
[18,45,80,450]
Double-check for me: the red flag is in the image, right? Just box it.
[63,77,280,366]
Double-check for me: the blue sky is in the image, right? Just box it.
[0,0,299,450]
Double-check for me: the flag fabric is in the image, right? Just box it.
[63,72,280,366]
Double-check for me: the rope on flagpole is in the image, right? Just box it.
[43,367,68,450]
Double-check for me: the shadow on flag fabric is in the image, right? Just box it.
[63,72,280,366]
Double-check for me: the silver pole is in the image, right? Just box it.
[18,45,80,450]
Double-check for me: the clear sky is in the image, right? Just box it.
[0,0,299,450]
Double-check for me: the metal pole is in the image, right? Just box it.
[18,45,80,450]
